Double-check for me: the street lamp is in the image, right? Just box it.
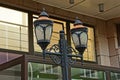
[33,9,88,80]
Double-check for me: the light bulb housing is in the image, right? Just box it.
[71,18,88,55]
[34,9,53,50]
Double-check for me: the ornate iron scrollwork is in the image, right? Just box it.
[47,44,81,65]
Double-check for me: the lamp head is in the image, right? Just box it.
[71,18,88,55]
[34,8,53,50]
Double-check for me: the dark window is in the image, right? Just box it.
[116,24,120,47]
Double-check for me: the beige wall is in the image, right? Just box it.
[107,18,120,67]
[1,0,119,67]
[95,20,110,66]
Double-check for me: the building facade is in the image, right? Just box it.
[0,0,120,80]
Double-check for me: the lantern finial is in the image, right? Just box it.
[39,8,49,17]
[38,8,50,20]
[74,17,83,26]
[73,17,84,28]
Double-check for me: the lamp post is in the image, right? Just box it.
[34,9,88,80]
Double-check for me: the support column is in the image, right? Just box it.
[28,12,34,54]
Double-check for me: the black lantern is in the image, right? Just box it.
[71,18,88,55]
[34,9,53,51]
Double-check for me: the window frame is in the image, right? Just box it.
[116,24,120,47]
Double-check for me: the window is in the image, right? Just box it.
[28,62,62,80]
[0,64,21,80]
[111,72,120,80]
[0,7,28,52]
[116,24,120,47]
[71,68,106,80]
[70,24,96,61]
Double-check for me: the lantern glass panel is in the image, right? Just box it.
[80,32,88,47]
[35,25,44,41]
[71,33,79,47]
[45,25,52,41]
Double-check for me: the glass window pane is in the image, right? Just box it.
[71,68,106,80]
[7,32,20,40]
[8,39,20,47]
[0,30,6,38]
[0,7,28,26]
[0,52,22,64]
[53,23,63,33]
[21,27,28,34]
[0,7,28,52]
[21,42,28,51]
[0,64,21,80]
[0,38,6,48]
[111,72,120,80]
[21,34,28,41]
[28,62,62,80]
